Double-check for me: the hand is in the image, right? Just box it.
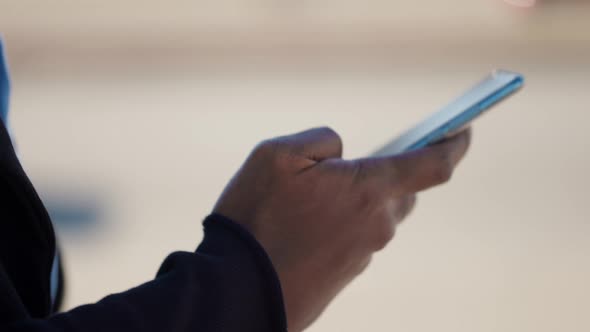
[213,127,471,332]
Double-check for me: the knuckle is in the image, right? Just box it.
[317,126,343,154]
[250,140,287,170]
[372,222,396,252]
[398,195,417,221]
[432,155,454,184]
[252,139,284,160]
[353,256,373,276]
[318,126,342,143]
[352,159,382,187]
[253,139,274,155]
[435,165,453,184]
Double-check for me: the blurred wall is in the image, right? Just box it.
[1,1,589,332]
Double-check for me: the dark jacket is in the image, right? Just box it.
[0,41,287,332]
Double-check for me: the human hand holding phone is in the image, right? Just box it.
[212,70,522,331]
[213,127,470,332]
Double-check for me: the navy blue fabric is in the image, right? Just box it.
[0,40,287,332]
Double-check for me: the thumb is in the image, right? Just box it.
[277,127,343,161]
[354,129,471,195]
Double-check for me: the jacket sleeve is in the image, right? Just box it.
[5,214,287,332]
[1,39,287,332]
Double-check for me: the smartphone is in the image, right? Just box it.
[371,70,524,157]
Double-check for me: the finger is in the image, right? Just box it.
[433,126,472,147]
[385,195,416,224]
[395,194,417,222]
[277,126,343,161]
[355,129,471,195]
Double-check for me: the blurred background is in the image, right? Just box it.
[1,0,589,331]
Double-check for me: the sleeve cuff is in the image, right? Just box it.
[198,213,287,331]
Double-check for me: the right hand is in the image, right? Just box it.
[213,127,471,332]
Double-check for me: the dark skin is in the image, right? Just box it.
[214,127,471,332]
